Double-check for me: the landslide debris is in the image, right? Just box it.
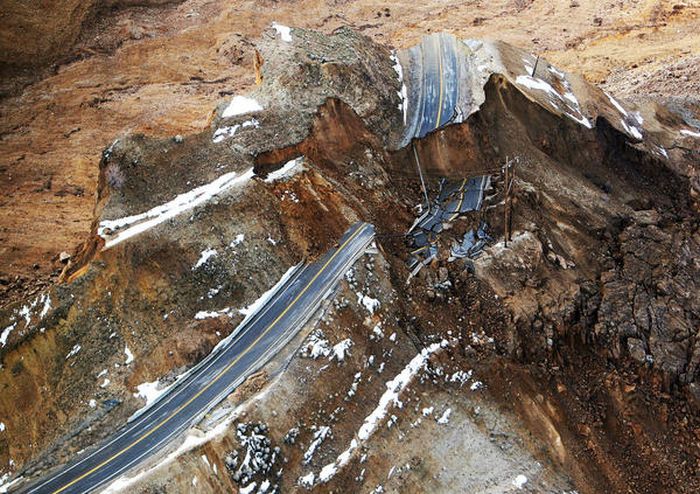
[1,25,699,494]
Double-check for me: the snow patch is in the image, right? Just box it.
[213,118,259,143]
[621,119,643,140]
[513,474,528,489]
[680,128,700,138]
[222,96,263,118]
[271,22,292,42]
[436,408,451,425]
[516,74,592,129]
[240,482,256,494]
[331,339,352,362]
[265,156,305,183]
[0,323,17,347]
[65,344,81,359]
[357,292,380,314]
[302,331,331,359]
[193,248,217,270]
[124,346,134,365]
[230,233,245,247]
[390,51,408,125]
[195,308,233,320]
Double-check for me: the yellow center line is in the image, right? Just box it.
[52,224,366,494]
[435,36,444,130]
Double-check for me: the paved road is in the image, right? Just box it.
[398,32,470,148]
[16,222,375,494]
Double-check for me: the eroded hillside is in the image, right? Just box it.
[0,24,699,494]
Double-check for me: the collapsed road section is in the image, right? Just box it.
[407,175,492,275]
[18,222,375,494]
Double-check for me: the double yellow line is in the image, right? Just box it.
[435,35,445,130]
[51,225,366,494]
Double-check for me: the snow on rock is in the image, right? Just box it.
[436,408,451,425]
[193,248,217,270]
[230,233,245,247]
[681,128,700,138]
[331,339,353,362]
[621,119,643,140]
[298,473,315,488]
[421,406,434,417]
[99,168,255,249]
[89,399,97,408]
[240,482,256,494]
[516,72,592,129]
[303,426,331,464]
[357,292,380,314]
[450,369,473,386]
[213,118,259,143]
[222,96,263,118]
[300,340,448,487]
[124,346,134,365]
[265,156,305,183]
[271,22,292,42]
[0,475,22,494]
[513,474,528,489]
[0,323,17,347]
[605,91,628,117]
[390,51,408,125]
[195,308,233,320]
[39,293,52,319]
[65,344,81,359]
[470,380,484,391]
[301,331,331,359]
[515,75,559,98]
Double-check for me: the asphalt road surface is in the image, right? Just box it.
[398,32,471,147]
[17,221,375,494]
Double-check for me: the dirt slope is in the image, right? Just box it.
[1,0,699,307]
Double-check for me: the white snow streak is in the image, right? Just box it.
[65,344,81,359]
[301,340,448,486]
[99,168,254,249]
[390,52,408,125]
[0,323,17,347]
[265,156,305,183]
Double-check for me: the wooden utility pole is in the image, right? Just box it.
[503,157,515,247]
[504,159,510,247]
[531,55,540,77]
[412,142,430,207]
